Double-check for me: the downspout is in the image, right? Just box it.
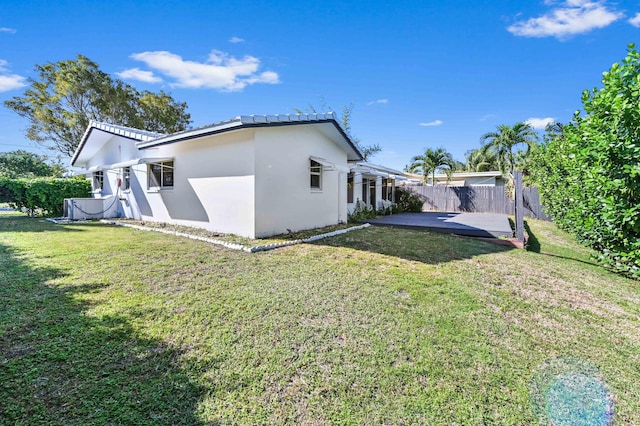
[338,171,343,223]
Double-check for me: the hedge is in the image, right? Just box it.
[0,176,91,217]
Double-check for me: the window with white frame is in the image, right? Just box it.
[310,159,322,190]
[148,160,174,189]
[122,167,131,191]
[92,171,103,192]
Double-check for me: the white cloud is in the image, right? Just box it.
[116,67,162,83]
[480,113,497,121]
[507,0,623,39]
[0,59,27,92]
[229,36,245,43]
[0,27,16,34]
[525,117,555,129]
[629,12,640,27]
[0,74,26,91]
[418,120,443,127]
[367,99,388,106]
[128,50,280,91]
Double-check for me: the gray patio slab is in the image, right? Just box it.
[366,212,513,238]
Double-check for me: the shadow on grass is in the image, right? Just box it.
[311,225,513,265]
[0,242,209,425]
[524,221,541,253]
[0,214,121,233]
[524,220,599,268]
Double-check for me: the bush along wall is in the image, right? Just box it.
[395,187,424,213]
[0,176,91,217]
[531,44,640,279]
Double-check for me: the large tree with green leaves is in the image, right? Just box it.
[530,44,640,278]
[406,147,455,185]
[4,55,191,157]
[0,150,64,178]
[480,122,538,173]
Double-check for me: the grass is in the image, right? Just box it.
[1,212,638,425]
[112,219,357,247]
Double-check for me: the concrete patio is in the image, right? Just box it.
[366,212,513,238]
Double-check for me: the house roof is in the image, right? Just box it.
[135,113,363,161]
[72,113,364,166]
[71,121,165,166]
[351,161,404,176]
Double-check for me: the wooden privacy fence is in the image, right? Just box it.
[404,185,550,220]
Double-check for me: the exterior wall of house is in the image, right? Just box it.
[347,174,381,212]
[347,172,363,214]
[75,122,357,239]
[129,130,257,237]
[86,135,142,198]
[253,126,348,238]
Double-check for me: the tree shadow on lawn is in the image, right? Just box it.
[0,243,210,425]
[0,214,123,234]
[311,225,513,265]
[524,220,600,268]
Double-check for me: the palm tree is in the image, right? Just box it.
[464,148,499,172]
[543,121,565,144]
[407,147,456,185]
[480,122,539,173]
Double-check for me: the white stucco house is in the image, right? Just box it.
[67,113,363,238]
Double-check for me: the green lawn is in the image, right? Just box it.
[1,213,638,425]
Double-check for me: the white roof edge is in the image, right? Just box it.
[89,120,166,140]
[135,112,362,160]
[351,161,404,176]
[71,120,166,166]
[136,118,243,148]
[239,112,338,124]
[137,113,343,149]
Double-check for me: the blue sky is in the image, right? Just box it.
[1,0,638,171]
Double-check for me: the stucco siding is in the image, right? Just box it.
[85,135,141,172]
[253,126,348,238]
[133,130,257,237]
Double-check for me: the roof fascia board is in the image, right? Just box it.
[136,118,243,149]
[137,115,364,161]
[71,120,162,166]
[351,161,404,175]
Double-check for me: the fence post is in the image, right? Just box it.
[514,171,524,242]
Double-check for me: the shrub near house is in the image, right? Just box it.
[0,177,91,216]
[531,44,640,278]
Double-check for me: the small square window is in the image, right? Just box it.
[148,160,174,189]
